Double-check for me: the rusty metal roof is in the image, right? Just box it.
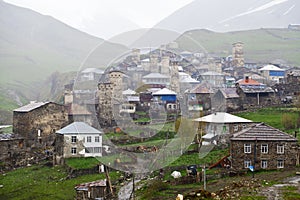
[231,123,297,141]
[75,179,106,191]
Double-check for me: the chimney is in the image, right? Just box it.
[245,76,249,83]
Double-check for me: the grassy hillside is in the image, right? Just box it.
[176,28,300,65]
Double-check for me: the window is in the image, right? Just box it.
[261,160,268,169]
[261,144,268,154]
[87,136,92,143]
[242,124,247,129]
[94,147,101,153]
[85,147,93,153]
[234,125,239,132]
[71,147,77,155]
[244,144,251,153]
[277,160,284,168]
[277,145,284,154]
[71,136,77,143]
[95,136,100,143]
[244,160,251,168]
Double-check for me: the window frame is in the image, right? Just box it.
[244,160,251,168]
[244,144,251,153]
[87,136,92,143]
[277,160,284,168]
[71,147,77,155]
[261,144,268,154]
[261,160,268,169]
[95,136,100,143]
[71,136,77,143]
[277,145,284,154]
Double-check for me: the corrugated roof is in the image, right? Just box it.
[231,123,297,141]
[56,122,102,135]
[14,102,49,112]
[81,68,104,74]
[0,133,23,141]
[153,88,177,95]
[219,88,239,98]
[180,77,199,83]
[123,89,136,95]
[259,64,285,71]
[201,71,224,76]
[237,78,262,85]
[193,112,252,123]
[143,73,169,79]
[75,179,106,191]
[188,83,214,94]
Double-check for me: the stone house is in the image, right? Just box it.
[212,88,243,112]
[185,83,214,115]
[230,123,298,171]
[13,102,68,149]
[198,71,224,88]
[236,77,276,107]
[54,122,103,165]
[193,112,254,146]
[0,133,25,170]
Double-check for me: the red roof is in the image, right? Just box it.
[237,78,262,85]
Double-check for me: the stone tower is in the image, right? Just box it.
[150,54,159,73]
[169,60,180,94]
[160,56,170,75]
[131,48,140,64]
[96,71,125,127]
[232,42,244,68]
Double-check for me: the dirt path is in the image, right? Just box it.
[259,176,300,200]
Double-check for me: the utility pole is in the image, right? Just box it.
[203,165,206,190]
[105,165,114,196]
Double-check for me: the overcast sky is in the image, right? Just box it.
[4,0,194,39]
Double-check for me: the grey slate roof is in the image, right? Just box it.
[56,122,102,135]
[231,123,297,141]
[14,102,49,112]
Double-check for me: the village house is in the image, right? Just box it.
[152,88,178,112]
[230,123,299,170]
[80,68,104,81]
[236,77,276,107]
[54,122,103,165]
[198,71,225,88]
[75,179,109,200]
[185,83,214,116]
[13,102,68,149]
[193,112,254,146]
[212,88,243,112]
[259,64,285,84]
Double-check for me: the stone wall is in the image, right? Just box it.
[231,140,298,170]
[13,103,68,148]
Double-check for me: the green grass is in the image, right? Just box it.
[65,157,100,169]
[236,107,300,135]
[169,148,229,167]
[0,164,111,200]
[177,28,300,65]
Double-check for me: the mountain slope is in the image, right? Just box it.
[155,0,300,34]
[0,1,128,84]
[176,28,300,65]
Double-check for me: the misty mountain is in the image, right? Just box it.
[155,0,300,33]
[0,1,128,85]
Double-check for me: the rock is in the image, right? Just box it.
[176,194,183,200]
